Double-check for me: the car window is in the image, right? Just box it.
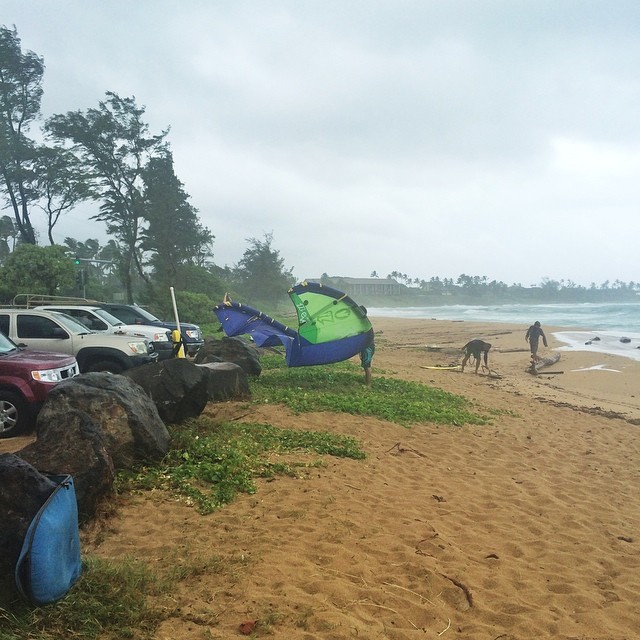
[131,307,161,322]
[107,307,139,324]
[55,308,108,331]
[17,314,68,339]
[51,313,93,333]
[93,308,124,325]
[0,315,9,337]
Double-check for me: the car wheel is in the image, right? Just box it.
[85,360,125,374]
[0,391,31,439]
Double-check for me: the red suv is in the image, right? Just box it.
[0,331,79,438]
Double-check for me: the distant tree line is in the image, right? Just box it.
[381,271,639,303]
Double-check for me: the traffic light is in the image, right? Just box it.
[74,256,81,265]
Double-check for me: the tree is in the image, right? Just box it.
[46,92,168,302]
[34,146,92,244]
[0,214,19,263]
[456,274,473,289]
[233,233,295,305]
[0,243,75,301]
[0,25,44,245]
[140,150,213,296]
[426,276,443,293]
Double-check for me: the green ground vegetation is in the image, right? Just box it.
[253,355,490,427]
[120,418,365,515]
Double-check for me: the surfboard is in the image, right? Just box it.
[420,365,460,370]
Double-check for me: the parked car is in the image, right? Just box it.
[34,305,174,361]
[0,309,157,374]
[0,331,79,438]
[97,303,204,356]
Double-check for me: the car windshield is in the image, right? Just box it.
[0,331,18,354]
[92,308,125,326]
[132,306,161,322]
[51,312,96,334]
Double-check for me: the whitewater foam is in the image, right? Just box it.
[552,331,640,363]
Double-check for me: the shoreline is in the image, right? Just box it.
[367,301,640,334]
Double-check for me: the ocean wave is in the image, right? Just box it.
[368,302,640,333]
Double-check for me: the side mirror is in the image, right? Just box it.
[51,328,69,339]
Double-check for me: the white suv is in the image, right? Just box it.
[35,305,174,361]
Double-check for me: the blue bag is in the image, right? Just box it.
[15,474,82,605]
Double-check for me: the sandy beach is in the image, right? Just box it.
[4,317,640,638]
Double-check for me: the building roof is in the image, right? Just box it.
[306,277,402,286]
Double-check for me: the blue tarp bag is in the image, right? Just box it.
[15,474,82,605]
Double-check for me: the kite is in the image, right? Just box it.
[214,281,374,367]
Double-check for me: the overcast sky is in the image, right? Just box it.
[4,1,640,287]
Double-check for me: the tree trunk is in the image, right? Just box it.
[526,352,561,375]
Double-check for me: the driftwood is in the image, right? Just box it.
[527,352,561,375]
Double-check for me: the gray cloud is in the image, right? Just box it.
[5,0,640,285]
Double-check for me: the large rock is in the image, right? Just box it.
[36,372,170,468]
[196,361,251,401]
[125,358,209,424]
[194,336,262,376]
[18,410,115,523]
[0,454,58,601]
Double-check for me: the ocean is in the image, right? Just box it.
[367,302,640,362]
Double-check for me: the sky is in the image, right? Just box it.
[3,1,640,287]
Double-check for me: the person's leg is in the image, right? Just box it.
[361,345,374,384]
[531,339,539,362]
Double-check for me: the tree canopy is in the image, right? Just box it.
[0,25,45,244]
[46,92,169,302]
[140,150,214,296]
[0,243,75,300]
[233,233,295,305]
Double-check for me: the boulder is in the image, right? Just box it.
[18,410,115,523]
[196,361,251,401]
[0,454,58,601]
[36,372,170,468]
[194,336,262,376]
[125,358,209,424]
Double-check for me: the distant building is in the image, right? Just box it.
[305,276,405,297]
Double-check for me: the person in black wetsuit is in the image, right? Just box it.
[525,321,548,363]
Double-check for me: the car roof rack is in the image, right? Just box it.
[12,294,104,309]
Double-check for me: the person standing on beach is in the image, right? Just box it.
[525,321,548,363]
[461,339,491,374]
